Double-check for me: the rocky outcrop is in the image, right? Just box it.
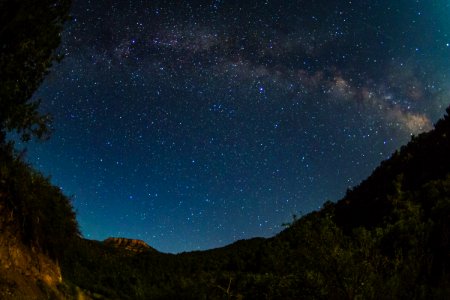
[103,237,156,254]
[0,209,64,299]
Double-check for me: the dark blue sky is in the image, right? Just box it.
[24,0,450,253]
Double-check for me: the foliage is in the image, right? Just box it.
[0,144,79,259]
[0,0,77,263]
[59,107,450,299]
[0,1,449,295]
[0,0,71,142]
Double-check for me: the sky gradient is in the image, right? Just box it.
[24,0,450,253]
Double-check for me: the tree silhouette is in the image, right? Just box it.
[0,0,78,261]
[0,0,71,143]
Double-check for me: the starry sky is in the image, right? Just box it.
[24,0,450,253]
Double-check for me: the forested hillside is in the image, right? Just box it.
[0,1,79,298]
[61,107,450,299]
[1,0,449,299]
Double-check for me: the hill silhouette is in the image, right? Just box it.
[0,1,449,298]
[103,237,157,254]
[58,107,450,299]
[0,1,77,298]
[1,108,448,298]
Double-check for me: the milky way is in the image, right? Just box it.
[26,0,450,253]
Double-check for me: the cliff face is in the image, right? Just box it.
[0,205,64,299]
[104,237,156,254]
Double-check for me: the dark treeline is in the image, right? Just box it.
[0,0,449,299]
[0,0,78,261]
[60,108,450,299]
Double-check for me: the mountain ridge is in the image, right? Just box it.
[58,107,450,299]
[1,108,448,299]
[103,237,156,254]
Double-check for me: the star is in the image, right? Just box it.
[27,0,450,253]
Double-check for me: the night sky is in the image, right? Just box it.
[24,0,450,253]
